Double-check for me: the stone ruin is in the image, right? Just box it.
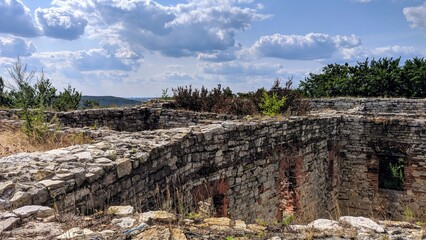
[0,98,425,226]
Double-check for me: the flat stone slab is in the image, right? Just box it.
[0,217,19,232]
[339,216,385,233]
[13,205,54,218]
[308,219,341,231]
[139,211,177,224]
[108,205,135,216]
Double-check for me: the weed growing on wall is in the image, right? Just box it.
[259,90,287,117]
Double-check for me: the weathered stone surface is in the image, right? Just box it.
[56,227,96,239]
[134,226,171,240]
[140,211,177,224]
[116,158,132,178]
[339,216,385,233]
[203,217,232,227]
[308,219,341,231]
[13,205,54,218]
[233,219,247,230]
[171,228,187,240]
[111,217,136,229]
[108,205,134,216]
[10,191,31,206]
[0,217,19,232]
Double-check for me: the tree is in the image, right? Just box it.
[6,57,36,109]
[53,84,82,111]
[34,71,57,108]
[0,76,9,106]
[299,57,424,98]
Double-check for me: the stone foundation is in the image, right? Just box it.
[0,98,425,223]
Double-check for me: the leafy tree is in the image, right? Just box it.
[53,84,82,111]
[299,57,426,98]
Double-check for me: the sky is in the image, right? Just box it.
[0,0,425,97]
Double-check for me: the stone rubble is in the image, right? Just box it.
[0,205,424,239]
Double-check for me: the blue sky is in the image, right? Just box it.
[0,0,425,97]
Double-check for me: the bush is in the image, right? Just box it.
[259,90,286,117]
[82,99,100,109]
[299,57,426,98]
[53,85,82,111]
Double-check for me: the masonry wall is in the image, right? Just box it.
[336,116,426,219]
[0,107,239,131]
[2,99,426,223]
[48,117,339,223]
[307,98,426,115]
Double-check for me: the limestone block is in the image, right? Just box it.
[13,205,54,218]
[117,158,132,178]
[339,216,385,233]
[108,205,135,216]
[203,217,232,227]
[0,217,19,232]
[139,211,177,224]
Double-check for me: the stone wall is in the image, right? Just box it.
[1,99,426,223]
[336,115,426,219]
[0,116,341,223]
[307,98,426,115]
[0,107,239,131]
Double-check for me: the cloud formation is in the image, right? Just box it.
[0,35,36,58]
[72,48,136,71]
[53,0,268,57]
[403,3,426,29]
[35,7,88,40]
[246,33,362,60]
[0,0,40,37]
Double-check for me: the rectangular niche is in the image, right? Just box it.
[378,155,405,191]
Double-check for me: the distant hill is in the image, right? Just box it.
[80,96,143,108]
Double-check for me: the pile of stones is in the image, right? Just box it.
[1,204,424,239]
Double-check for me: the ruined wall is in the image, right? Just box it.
[308,98,426,115]
[0,107,239,131]
[0,117,340,223]
[336,115,426,219]
[1,99,426,223]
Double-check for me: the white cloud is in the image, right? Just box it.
[198,50,238,62]
[0,0,40,37]
[35,7,88,40]
[52,0,268,57]
[201,61,284,76]
[0,35,36,58]
[403,3,426,29]
[72,48,137,71]
[246,33,362,60]
[336,45,418,62]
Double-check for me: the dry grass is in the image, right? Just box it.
[0,123,92,158]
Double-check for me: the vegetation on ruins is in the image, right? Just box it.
[0,58,82,111]
[0,58,86,145]
[299,57,426,98]
[172,78,302,116]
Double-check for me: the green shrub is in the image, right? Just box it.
[281,214,295,226]
[82,99,100,109]
[259,90,286,117]
[53,84,81,111]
